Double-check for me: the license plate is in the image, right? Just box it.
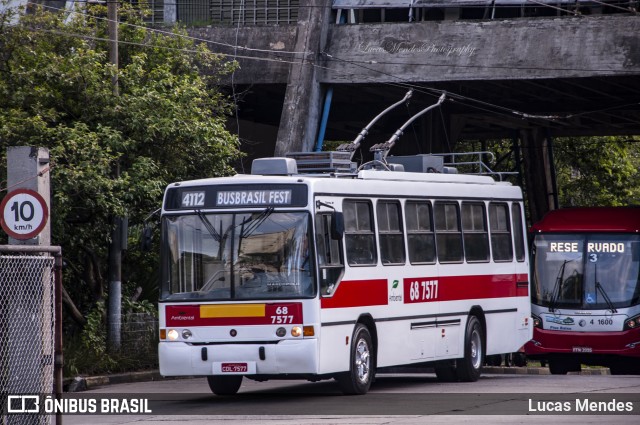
[213,361,255,374]
[221,362,248,373]
[572,346,592,353]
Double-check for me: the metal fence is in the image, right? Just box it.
[0,246,61,425]
[179,0,300,26]
[122,313,158,370]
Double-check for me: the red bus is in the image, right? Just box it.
[526,207,640,374]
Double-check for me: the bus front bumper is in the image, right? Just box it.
[525,328,640,358]
[159,339,319,376]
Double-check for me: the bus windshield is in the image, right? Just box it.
[532,234,640,309]
[161,211,314,301]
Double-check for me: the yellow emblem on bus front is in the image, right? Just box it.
[200,304,265,318]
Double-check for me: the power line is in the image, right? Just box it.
[10,2,640,128]
[22,26,304,66]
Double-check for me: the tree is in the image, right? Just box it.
[553,136,640,207]
[0,3,240,371]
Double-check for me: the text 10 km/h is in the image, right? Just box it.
[406,279,439,303]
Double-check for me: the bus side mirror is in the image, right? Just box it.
[141,224,154,252]
[331,212,344,240]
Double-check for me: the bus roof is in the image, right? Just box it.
[532,207,640,233]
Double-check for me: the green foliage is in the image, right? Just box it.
[554,136,640,207]
[0,2,240,375]
[455,136,640,219]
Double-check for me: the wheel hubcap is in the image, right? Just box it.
[355,338,370,383]
[470,329,482,370]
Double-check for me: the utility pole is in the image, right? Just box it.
[107,0,122,352]
[108,0,118,96]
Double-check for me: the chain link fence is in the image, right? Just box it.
[122,313,158,370]
[0,248,59,425]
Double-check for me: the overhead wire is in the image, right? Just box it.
[578,0,639,14]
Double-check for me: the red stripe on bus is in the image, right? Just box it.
[320,279,388,309]
[322,274,528,308]
[433,274,528,302]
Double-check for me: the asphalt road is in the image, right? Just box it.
[55,371,640,425]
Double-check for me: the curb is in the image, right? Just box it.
[65,370,165,392]
[65,366,610,392]
[482,366,610,376]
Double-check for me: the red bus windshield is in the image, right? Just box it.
[532,234,640,309]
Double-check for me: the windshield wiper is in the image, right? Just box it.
[594,263,617,313]
[195,209,222,242]
[240,207,274,239]
[548,260,569,313]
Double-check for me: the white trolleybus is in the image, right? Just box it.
[525,207,640,375]
[157,95,532,395]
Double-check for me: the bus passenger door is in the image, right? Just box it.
[314,200,345,296]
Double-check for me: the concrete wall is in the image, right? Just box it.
[189,16,640,85]
[320,16,640,82]
[188,26,297,85]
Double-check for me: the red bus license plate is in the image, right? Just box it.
[221,363,248,373]
[572,346,592,353]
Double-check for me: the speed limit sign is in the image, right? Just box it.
[0,189,49,240]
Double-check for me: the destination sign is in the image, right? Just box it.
[216,190,292,206]
[164,184,307,210]
[549,242,625,253]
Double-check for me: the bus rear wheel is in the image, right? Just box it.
[336,324,375,395]
[456,316,484,382]
[207,375,243,395]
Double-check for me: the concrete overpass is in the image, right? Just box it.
[185,1,640,219]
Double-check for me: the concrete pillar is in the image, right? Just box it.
[521,129,552,224]
[6,147,51,246]
[4,147,53,425]
[274,0,332,156]
[164,0,177,24]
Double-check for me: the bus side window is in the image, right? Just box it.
[343,199,377,266]
[489,202,513,262]
[315,212,344,295]
[511,203,526,262]
[377,200,406,265]
[406,201,436,264]
[434,201,463,263]
[462,202,489,262]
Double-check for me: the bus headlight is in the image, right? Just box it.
[291,326,302,337]
[167,329,179,341]
[624,314,640,331]
[532,314,543,329]
[182,329,193,340]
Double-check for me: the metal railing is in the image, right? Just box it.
[432,151,519,181]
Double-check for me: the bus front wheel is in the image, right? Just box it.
[207,375,243,395]
[336,324,375,395]
[456,316,484,382]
